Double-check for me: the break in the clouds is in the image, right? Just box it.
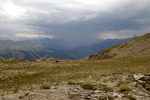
[16,33,55,39]
[0,0,150,46]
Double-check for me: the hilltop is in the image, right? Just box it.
[89,33,150,60]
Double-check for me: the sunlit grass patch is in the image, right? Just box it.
[118,85,131,92]
[40,84,50,89]
[98,84,113,92]
[80,83,96,90]
[0,53,150,91]
[116,81,125,87]
[0,59,25,65]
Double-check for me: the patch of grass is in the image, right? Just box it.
[103,79,109,83]
[99,96,114,100]
[80,83,96,90]
[118,85,131,92]
[124,95,136,100]
[0,59,25,65]
[40,84,50,89]
[14,87,19,93]
[103,86,113,92]
[127,75,135,81]
[141,81,150,92]
[98,84,113,92]
[67,81,82,86]
[135,83,138,87]
[116,81,125,87]
[0,94,4,96]
[25,93,29,96]
[19,96,25,99]
[29,87,34,91]
[53,81,61,86]
[68,81,77,85]
[1,53,150,92]
[68,94,76,99]
[109,77,118,82]
[146,79,150,83]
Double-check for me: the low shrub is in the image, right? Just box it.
[68,81,77,85]
[40,84,50,89]
[80,83,96,90]
[116,81,125,87]
[118,85,131,92]
[99,84,113,92]
[124,95,136,100]
[103,86,113,92]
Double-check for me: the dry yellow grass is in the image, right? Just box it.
[0,53,150,92]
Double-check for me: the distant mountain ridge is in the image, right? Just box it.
[0,40,72,60]
[0,35,137,60]
[0,40,45,51]
[28,36,137,60]
[88,33,150,60]
[29,38,72,50]
[72,35,137,54]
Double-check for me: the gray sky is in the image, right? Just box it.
[0,0,150,46]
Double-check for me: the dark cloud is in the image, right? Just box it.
[0,0,150,47]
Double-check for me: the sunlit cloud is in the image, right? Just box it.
[84,13,98,21]
[16,33,55,39]
[3,2,26,18]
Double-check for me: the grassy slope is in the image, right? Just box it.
[89,33,150,60]
[0,53,150,91]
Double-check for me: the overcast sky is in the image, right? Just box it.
[0,0,150,46]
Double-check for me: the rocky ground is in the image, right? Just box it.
[0,73,150,100]
[0,57,150,100]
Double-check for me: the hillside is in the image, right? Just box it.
[0,53,150,100]
[29,36,136,60]
[71,35,137,54]
[88,33,150,60]
[0,40,73,60]
[29,38,70,50]
[0,35,150,100]
[0,35,138,60]
[0,40,44,51]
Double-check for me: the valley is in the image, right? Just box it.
[0,33,150,100]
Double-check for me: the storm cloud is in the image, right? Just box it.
[0,0,150,47]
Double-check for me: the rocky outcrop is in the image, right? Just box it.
[1,84,150,100]
[36,58,61,63]
[1,73,150,100]
[134,74,150,92]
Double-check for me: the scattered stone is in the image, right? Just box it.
[134,74,150,93]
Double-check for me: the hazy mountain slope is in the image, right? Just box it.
[29,38,71,50]
[0,40,73,60]
[28,36,137,60]
[0,40,45,51]
[73,35,137,54]
[0,35,137,60]
[88,33,150,60]
[0,48,73,60]
[63,35,137,60]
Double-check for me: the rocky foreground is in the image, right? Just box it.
[0,73,150,100]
